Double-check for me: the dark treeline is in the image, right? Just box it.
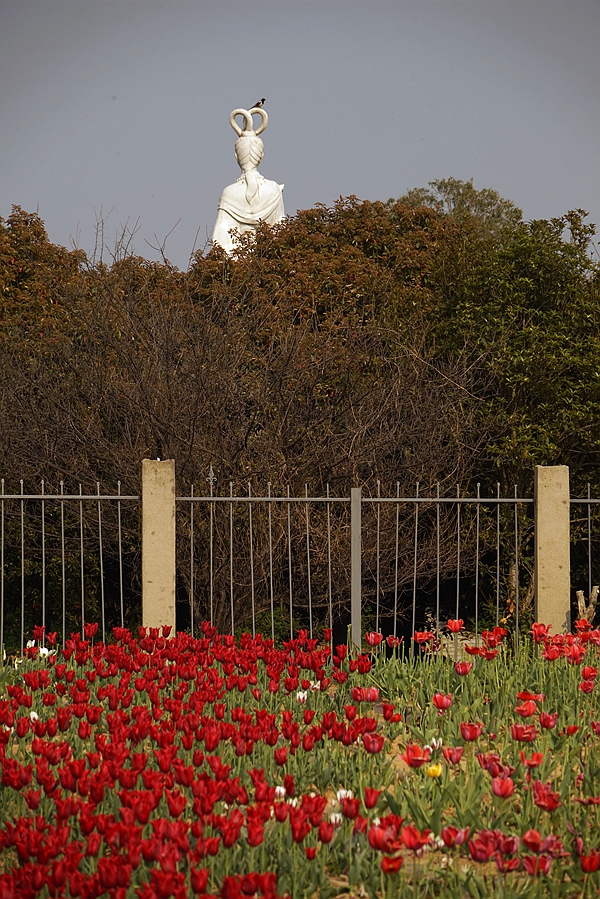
[1,180,599,638]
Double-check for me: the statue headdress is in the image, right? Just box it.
[230,107,268,205]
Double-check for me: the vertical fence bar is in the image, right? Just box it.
[60,481,66,645]
[190,484,195,639]
[326,484,333,649]
[411,482,419,656]
[455,484,461,619]
[393,482,400,639]
[375,481,381,633]
[350,487,361,650]
[20,480,25,657]
[475,483,480,641]
[41,480,46,641]
[588,482,592,600]
[248,483,256,637]
[79,485,85,634]
[287,486,293,640]
[117,482,124,629]
[208,467,216,627]
[229,482,234,636]
[305,485,313,640]
[496,483,501,627]
[0,480,4,660]
[267,483,275,642]
[514,485,519,654]
[97,483,105,643]
[436,483,440,637]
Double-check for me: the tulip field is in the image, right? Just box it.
[1,620,600,898]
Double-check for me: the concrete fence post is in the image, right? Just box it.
[142,459,176,633]
[351,487,362,649]
[534,465,571,633]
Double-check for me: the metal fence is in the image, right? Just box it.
[1,473,598,654]
[0,480,140,655]
[176,482,540,646]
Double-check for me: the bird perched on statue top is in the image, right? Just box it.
[251,98,265,109]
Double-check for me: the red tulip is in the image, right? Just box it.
[539,712,558,730]
[414,630,435,644]
[519,750,544,768]
[441,826,469,847]
[318,821,334,843]
[492,776,515,798]
[274,747,288,766]
[517,690,545,702]
[442,746,464,765]
[514,700,537,718]
[362,733,385,754]
[532,780,561,812]
[350,686,379,702]
[382,702,399,720]
[460,722,484,742]
[511,723,538,742]
[522,829,542,853]
[400,743,431,768]
[531,622,551,643]
[432,693,452,711]
[342,797,361,819]
[190,868,209,894]
[83,622,99,640]
[522,854,552,876]
[381,855,403,873]
[566,644,587,665]
[447,619,464,633]
[496,856,521,873]
[454,662,472,676]
[561,724,579,736]
[401,825,431,851]
[363,787,382,809]
[468,833,497,862]
[581,849,600,873]
[365,632,383,647]
[368,824,396,852]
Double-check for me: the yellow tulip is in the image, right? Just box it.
[426,763,442,778]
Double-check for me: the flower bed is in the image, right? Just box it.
[0,620,599,898]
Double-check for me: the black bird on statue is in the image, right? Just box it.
[251,98,265,109]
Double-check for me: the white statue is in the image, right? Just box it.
[211,106,285,254]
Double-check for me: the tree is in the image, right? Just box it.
[398,177,522,240]
[1,192,597,640]
[0,200,493,638]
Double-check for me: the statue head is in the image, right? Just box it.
[228,107,269,203]
[234,132,264,173]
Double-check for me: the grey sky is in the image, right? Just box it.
[1,0,598,270]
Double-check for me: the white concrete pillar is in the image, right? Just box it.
[534,465,571,633]
[142,459,176,632]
